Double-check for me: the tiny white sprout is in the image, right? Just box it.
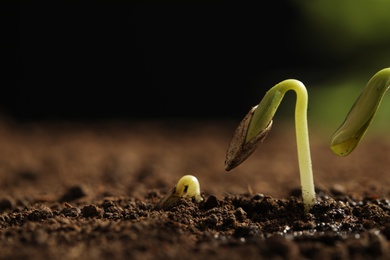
[156,175,203,210]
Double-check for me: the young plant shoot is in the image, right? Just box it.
[156,175,203,210]
[225,79,316,214]
[330,68,390,156]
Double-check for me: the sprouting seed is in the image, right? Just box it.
[330,68,390,156]
[156,175,203,210]
[225,79,316,214]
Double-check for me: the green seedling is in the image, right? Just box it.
[225,79,316,214]
[156,175,203,210]
[330,68,390,156]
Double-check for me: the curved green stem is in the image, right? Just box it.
[330,68,390,156]
[225,79,316,214]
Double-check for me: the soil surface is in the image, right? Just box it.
[0,119,389,260]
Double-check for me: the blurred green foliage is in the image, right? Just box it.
[272,1,390,134]
[295,0,390,60]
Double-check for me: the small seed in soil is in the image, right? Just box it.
[155,175,203,210]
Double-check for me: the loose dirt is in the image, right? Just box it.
[0,119,389,260]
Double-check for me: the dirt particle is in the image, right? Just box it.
[252,194,265,200]
[59,186,87,202]
[0,197,15,213]
[60,206,81,217]
[234,207,247,221]
[203,195,219,210]
[233,225,260,238]
[28,205,53,221]
[81,204,103,218]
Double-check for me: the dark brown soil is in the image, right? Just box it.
[0,119,389,260]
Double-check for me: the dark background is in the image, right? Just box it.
[2,3,390,122]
